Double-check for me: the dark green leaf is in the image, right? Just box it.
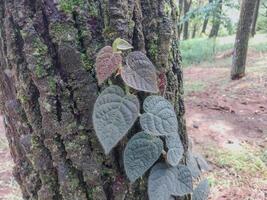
[140,96,178,136]
[166,134,184,167]
[148,163,193,200]
[124,132,163,182]
[192,179,210,200]
[93,85,139,154]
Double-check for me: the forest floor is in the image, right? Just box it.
[0,44,267,200]
[0,116,22,200]
[185,49,267,199]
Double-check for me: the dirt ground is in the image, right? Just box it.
[185,50,267,200]
[0,116,22,200]
[0,51,266,200]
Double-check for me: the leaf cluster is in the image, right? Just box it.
[92,38,210,200]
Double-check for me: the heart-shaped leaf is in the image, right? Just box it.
[93,85,139,154]
[96,46,122,84]
[192,179,210,200]
[112,38,133,51]
[140,96,178,136]
[166,134,184,167]
[148,163,193,200]
[124,131,163,182]
[121,51,159,93]
[186,151,201,178]
[186,152,211,179]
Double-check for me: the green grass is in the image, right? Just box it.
[207,146,267,176]
[181,34,267,67]
[184,80,206,94]
[180,38,215,66]
[251,42,267,52]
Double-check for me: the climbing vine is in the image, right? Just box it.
[93,38,210,200]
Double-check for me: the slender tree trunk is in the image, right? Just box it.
[201,0,213,34]
[183,0,192,40]
[251,0,261,37]
[192,24,197,38]
[201,17,209,34]
[231,0,257,80]
[209,0,223,38]
[178,0,184,38]
[0,1,188,200]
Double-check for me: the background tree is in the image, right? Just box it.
[201,0,213,34]
[251,0,261,37]
[0,0,188,200]
[178,0,185,38]
[209,0,223,38]
[183,0,193,40]
[231,0,257,80]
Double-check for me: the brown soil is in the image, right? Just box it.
[185,51,267,200]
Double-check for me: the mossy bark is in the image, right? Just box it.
[0,0,187,199]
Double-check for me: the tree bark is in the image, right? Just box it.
[231,0,257,80]
[251,0,261,37]
[0,0,188,200]
[183,0,192,40]
[209,0,222,38]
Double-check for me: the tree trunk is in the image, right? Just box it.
[201,0,213,34]
[0,1,188,200]
[178,0,184,38]
[251,0,261,37]
[231,0,257,80]
[192,24,197,38]
[201,17,209,34]
[183,0,192,40]
[209,0,222,38]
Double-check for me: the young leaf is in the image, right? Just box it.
[195,153,211,172]
[192,179,210,200]
[186,152,202,178]
[96,46,122,84]
[93,85,139,154]
[112,38,133,51]
[148,163,193,200]
[124,131,163,182]
[140,96,178,136]
[186,151,211,179]
[157,72,167,96]
[166,134,184,167]
[121,51,159,93]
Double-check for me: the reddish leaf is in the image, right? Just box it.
[157,72,167,95]
[96,46,122,84]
